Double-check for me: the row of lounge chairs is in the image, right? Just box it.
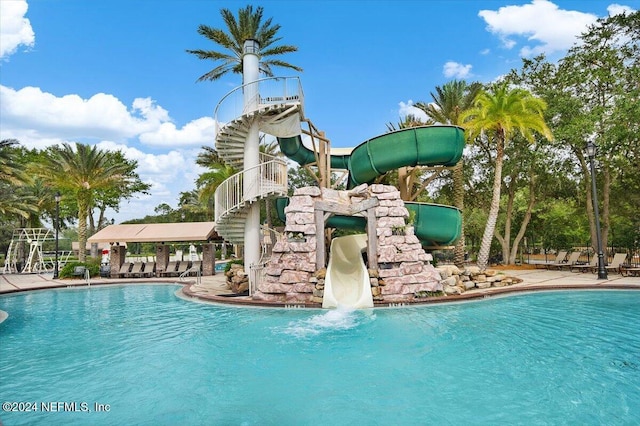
[541,251,631,274]
[114,260,201,278]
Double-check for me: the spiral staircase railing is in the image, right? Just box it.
[214,154,288,224]
[213,77,303,245]
[214,77,303,131]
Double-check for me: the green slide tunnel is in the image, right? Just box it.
[275,198,461,247]
[276,125,464,247]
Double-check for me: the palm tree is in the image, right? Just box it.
[37,143,134,262]
[461,83,552,271]
[197,163,237,218]
[0,139,36,220]
[0,139,29,185]
[195,146,233,218]
[186,5,302,82]
[196,145,225,166]
[415,80,482,267]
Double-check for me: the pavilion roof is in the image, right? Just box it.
[88,222,219,243]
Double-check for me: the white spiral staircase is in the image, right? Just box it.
[213,77,304,244]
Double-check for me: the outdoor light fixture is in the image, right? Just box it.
[585,140,597,158]
[53,192,61,279]
[243,39,260,55]
[585,138,608,279]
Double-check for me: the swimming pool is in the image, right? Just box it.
[1,285,638,425]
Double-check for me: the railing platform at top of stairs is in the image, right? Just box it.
[214,76,304,135]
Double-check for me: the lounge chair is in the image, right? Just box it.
[175,261,190,276]
[142,261,156,277]
[540,250,568,269]
[606,253,628,274]
[548,251,581,270]
[559,252,584,270]
[116,262,132,278]
[621,265,640,277]
[127,261,145,278]
[159,261,178,277]
[570,256,598,273]
[184,260,201,277]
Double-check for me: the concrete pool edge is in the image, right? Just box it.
[2,269,640,309]
[180,280,640,308]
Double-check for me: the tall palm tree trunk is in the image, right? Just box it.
[477,142,504,271]
[77,193,90,263]
[452,160,465,267]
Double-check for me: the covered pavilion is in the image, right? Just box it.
[88,222,222,276]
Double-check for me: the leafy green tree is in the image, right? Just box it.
[461,84,553,270]
[287,165,317,193]
[177,190,209,222]
[186,4,302,82]
[553,11,640,253]
[90,151,151,233]
[37,143,141,262]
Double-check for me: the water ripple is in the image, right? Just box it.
[1,287,639,425]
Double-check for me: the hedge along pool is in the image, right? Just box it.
[1,285,639,425]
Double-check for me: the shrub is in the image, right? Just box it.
[224,259,244,273]
[59,260,100,278]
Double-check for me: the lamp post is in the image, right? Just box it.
[585,139,607,280]
[53,192,61,279]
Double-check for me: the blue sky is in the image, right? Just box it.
[1,0,637,223]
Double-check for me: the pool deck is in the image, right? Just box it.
[2,267,639,307]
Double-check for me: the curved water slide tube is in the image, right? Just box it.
[276,125,465,247]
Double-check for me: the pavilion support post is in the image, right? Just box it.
[202,243,216,276]
[155,244,170,275]
[110,244,126,278]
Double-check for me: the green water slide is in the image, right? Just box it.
[277,125,465,247]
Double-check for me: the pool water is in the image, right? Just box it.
[215,261,229,273]
[1,286,639,425]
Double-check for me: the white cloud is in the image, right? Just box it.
[478,0,598,57]
[0,85,214,148]
[397,100,427,123]
[0,82,216,222]
[1,85,144,140]
[443,61,473,78]
[96,141,188,179]
[0,0,35,59]
[139,117,216,147]
[608,4,636,16]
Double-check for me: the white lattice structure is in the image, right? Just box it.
[3,228,52,274]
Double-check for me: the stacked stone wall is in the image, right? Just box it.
[252,184,443,304]
[435,265,523,295]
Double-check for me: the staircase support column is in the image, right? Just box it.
[244,119,261,284]
[243,39,261,288]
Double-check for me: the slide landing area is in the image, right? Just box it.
[322,234,373,309]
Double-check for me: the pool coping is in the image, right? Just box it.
[2,269,640,309]
[180,281,640,308]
